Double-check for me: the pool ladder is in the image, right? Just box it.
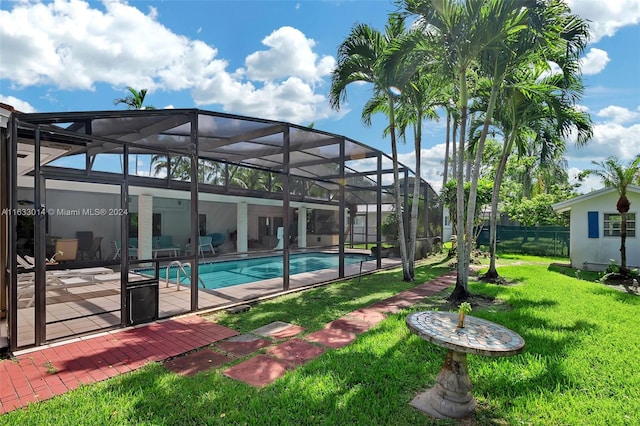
[165,261,206,291]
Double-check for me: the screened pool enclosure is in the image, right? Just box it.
[1,107,441,352]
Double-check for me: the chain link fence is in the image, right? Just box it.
[476,225,570,257]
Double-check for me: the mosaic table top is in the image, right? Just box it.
[406,311,525,357]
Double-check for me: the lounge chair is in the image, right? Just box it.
[15,261,114,308]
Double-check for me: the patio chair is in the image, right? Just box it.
[76,231,94,260]
[86,236,103,260]
[111,240,137,260]
[274,227,284,250]
[208,233,226,249]
[186,235,215,257]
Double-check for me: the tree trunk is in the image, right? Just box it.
[388,97,411,281]
[443,111,451,188]
[483,132,515,281]
[620,211,628,273]
[451,69,470,301]
[408,119,423,277]
[464,83,499,291]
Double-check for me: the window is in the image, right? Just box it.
[129,213,161,237]
[199,214,207,236]
[603,212,635,237]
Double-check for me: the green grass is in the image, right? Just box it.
[2,255,639,425]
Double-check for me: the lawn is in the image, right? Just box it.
[1,255,638,425]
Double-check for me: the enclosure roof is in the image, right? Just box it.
[13,108,420,187]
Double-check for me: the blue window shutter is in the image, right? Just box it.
[588,211,599,238]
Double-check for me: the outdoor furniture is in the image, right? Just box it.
[54,239,78,261]
[208,233,226,249]
[16,265,115,308]
[76,231,94,259]
[152,235,181,258]
[186,235,215,257]
[406,311,525,419]
[86,236,103,260]
[111,240,137,260]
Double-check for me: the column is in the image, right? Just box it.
[297,207,307,248]
[138,194,153,260]
[237,202,248,253]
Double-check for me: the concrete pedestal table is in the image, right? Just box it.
[406,311,525,419]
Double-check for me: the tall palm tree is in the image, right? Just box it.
[401,0,538,300]
[481,1,592,281]
[581,155,640,275]
[330,14,413,281]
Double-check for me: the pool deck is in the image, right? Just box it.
[1,271,457,415]
[12,255,401,349]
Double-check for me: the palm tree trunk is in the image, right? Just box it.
[388,97,411,281]
[484,132,515,281]
[443,111,450,188]
[408,119,423,277]
[450,69,470,301]
[620,211,628,273]
[463,83,499,294]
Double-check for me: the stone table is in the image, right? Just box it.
[406,310,525,419]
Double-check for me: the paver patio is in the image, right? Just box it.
[0,271,457,414]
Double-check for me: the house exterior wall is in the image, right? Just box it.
[568,191,640,271]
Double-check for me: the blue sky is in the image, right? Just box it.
[1,0,639,193]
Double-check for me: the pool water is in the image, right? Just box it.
[155,252,373,290]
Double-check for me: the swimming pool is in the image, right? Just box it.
[149,252,373,290]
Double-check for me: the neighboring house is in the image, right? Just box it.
[552,185,640,271]
[351,204,394,244]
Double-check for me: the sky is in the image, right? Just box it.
[1,0,639,194]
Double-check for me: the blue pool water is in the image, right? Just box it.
[148,252,373,290]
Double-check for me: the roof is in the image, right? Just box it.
[11,108,437,206]
[552,185,640,213]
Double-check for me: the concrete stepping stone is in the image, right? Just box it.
[224,355,291,387]
[215,334,272,357]
[345,308,387,327]
[266,339,325,366]
[250,321,305,339]
[326,317,371,335]
[304,328,356,349]
[164,349,233,377]
[368,296,415,314]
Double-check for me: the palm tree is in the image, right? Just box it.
[330,14,413,281]
[401,0,539,300]
[113,87,155,110]
[581,155,640,275]
[115,87,155,175]
[481,2,592,281]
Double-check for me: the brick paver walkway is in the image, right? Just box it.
[0,271,457,415]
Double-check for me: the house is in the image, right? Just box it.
[552,185,640,271]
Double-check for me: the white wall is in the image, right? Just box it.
[569,191,640,270]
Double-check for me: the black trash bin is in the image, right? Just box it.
[128,281,159,325]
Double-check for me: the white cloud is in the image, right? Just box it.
[0,1,338,124]
[566,119,640,163]
[580,48,610,75]
[0,95,37,113]
[567,0,640,42]
[568,167,603,194]
[596,105,640,124]
[398,144,448,193]
[245,26,334,83]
